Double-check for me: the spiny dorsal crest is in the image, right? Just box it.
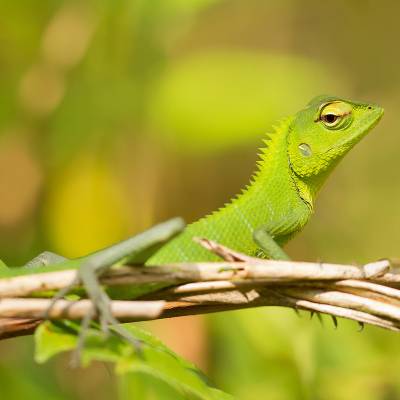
[255,117,292,173]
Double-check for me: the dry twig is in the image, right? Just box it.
[0,239,399,339]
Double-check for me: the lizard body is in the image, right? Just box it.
[0,95,384,274]
[0,95,384,334]
[149,95,383,264]
[149,116,308,263]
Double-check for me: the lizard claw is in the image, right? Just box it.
[43,276,80,320]
[44,266,142,365]
[77,267,143,363]
[316,312,324,326]
[69,288,143,367]
[309,311,324,326]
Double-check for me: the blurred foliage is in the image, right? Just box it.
[35,321,233,400]
[0,0,400,399]
[149,51,343,153]
[45,152,131,256]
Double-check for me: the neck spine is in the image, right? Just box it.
[240,116,297,202]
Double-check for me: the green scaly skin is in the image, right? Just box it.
[149,95,384,264]
[0,95,384,342]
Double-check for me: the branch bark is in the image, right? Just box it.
[0,239,399,339]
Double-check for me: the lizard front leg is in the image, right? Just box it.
[252,226,290,260]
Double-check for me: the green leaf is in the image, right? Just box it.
[34,321,79,364]
[35,321,234,400]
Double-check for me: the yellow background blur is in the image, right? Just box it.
[1,1,400,399]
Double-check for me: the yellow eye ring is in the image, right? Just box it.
[318,101,353,130]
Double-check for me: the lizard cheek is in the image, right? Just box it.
[298,143,312,157]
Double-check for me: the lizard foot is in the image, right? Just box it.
[46,265,143,366]
[69,276,143,367]
[42,217,185,365]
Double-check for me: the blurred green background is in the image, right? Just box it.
[0,0,400,399]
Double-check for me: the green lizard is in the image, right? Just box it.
[148,95,384,263]
[0,95,384,341]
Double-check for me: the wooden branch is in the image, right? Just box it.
[0,318,41,339]
[0,258,394,299]
[0,239,399,339]
[0,298,165,320]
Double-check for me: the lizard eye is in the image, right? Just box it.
[319,101,353,130]
[321,113,339,125]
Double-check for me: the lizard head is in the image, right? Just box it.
[287,95,384,189]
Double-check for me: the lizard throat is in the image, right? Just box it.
[288,159,314,212]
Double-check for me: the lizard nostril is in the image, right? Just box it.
[368,106,372,110]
